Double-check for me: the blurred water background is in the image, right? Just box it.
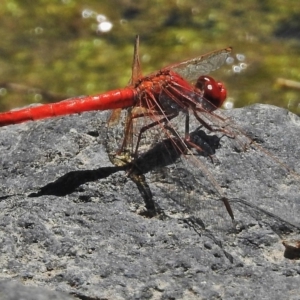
[0,0,299,114]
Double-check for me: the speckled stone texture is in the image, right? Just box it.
[0,104,299,300]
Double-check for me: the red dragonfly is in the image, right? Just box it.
[0,36,234,218]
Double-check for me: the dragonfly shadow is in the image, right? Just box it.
[29,128,221,205]
[132,127,221,174]
[120,128,221,213]
[28,166,124,198]
[27,138,184,199]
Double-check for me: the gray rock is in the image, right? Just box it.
[0,104,299,299]
[0,280,75,300]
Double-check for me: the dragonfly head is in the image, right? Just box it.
[195,76,227,109]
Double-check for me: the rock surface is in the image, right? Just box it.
[0,104,299,299]
[0,280,75,300]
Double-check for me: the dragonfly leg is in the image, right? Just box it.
[185,112,234,220]
[118,110,159,154]
[181,113,207,155]
[193,110,236,138]
[133,112,179,157]
[162,111,216,159]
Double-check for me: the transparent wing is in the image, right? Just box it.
[164,47,232,82]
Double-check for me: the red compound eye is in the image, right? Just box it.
[196,75,227,109]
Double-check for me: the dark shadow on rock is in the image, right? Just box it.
[132,128,221,174]
[29,128,220,199]
[26,126,300,241]
[28,166,124,197]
